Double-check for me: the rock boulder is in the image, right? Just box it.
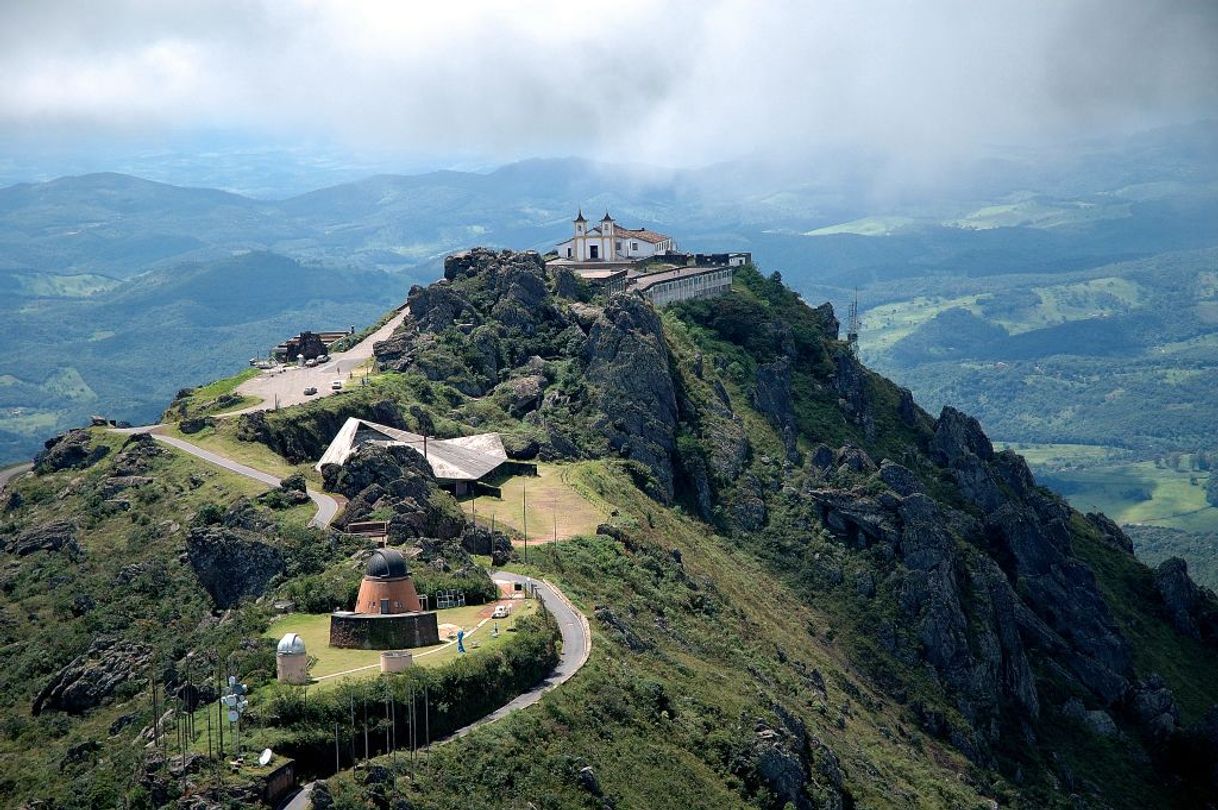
[33,429,109,474]
[33,638,153,715]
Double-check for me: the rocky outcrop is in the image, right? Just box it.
[407,281,480,334]
[752,358,801,463]
[1087,511,1134,555]
[459,525,513,567]
[1130,674,1181,738]
[33,638,153,715]
[832,350,876,442]
[494,374,545,417]
[1062,697,1119,737]
[730,473,769,532]
[33,429,109,474]
[1154,557,1218,643]
[594,605,648,652]
[750,722,814,810]
[5,520,80,557]
[256,473,311,509]
[931,407,1005,511]
[111,433,164,475]
[584,294,679,502]
[879,460,924,497]
[986,501,1131,703]
[325,444,464,541]
[186,527,285,609]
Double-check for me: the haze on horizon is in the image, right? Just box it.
[1,0,1216,193]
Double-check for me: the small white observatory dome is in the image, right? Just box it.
[277,632,307,656]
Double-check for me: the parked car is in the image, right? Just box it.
[318,354,330,363]
[303,386,318,396]
[304,357,317,367]
[491,604,510,619]
[331,380,343,390]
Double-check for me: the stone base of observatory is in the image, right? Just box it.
[329,611,440,649]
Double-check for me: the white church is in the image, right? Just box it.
[554,210,676,262]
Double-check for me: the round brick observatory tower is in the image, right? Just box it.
[356,549,423,614]
[330,549,440,650]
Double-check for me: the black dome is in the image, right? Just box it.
[365,549,409,580]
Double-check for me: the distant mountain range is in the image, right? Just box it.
[1,121,1216,465]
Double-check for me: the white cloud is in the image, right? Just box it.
[0,0,1214,168]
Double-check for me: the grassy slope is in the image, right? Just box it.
[334,460,993,810]
[0,429,288,803]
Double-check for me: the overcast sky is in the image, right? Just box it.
[1,0,1215,176]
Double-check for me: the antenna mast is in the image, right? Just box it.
[847,289,861,355]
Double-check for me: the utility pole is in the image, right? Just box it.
[215,663,223,759]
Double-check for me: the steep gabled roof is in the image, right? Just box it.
[316,417,507,481]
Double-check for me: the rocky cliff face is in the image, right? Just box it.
[185,500,287,609]
[583,294,679,502]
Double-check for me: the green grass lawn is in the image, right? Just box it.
[264,599,538,688]
[460,462,607,543]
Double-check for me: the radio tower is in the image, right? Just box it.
[846,289,861,355]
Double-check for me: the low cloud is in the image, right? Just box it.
[1,0,1215,172]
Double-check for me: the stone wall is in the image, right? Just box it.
[329,611,440,649]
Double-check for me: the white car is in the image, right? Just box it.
[491,604,510,619]
[330,380,343,390]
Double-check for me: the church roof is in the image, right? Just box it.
[616,227,670,244]
[574,208,586,222]
[601,211,614,221]
[315,417,508,481]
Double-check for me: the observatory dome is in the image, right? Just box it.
[365,548,409,580]
[277,632,307,656]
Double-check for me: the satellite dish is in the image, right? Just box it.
[258,748,273,766]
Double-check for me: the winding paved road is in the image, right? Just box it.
[112,426,339,528]
[447,570,591,739]
[0,462,32,494]
[152,434,339,528]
